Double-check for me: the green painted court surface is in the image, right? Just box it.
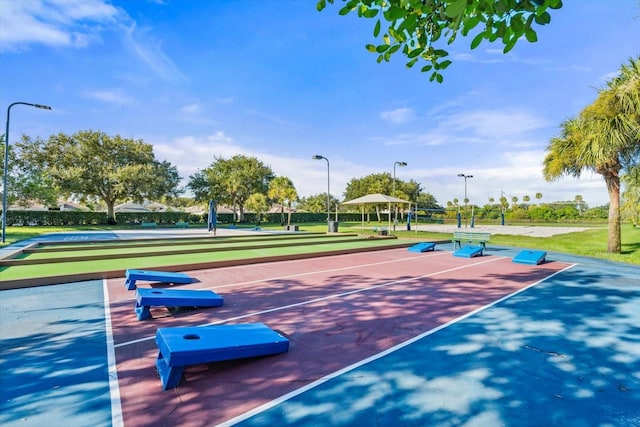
[1,232,415,282]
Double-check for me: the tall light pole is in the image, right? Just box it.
[393,161,407,231]
[457,173,473,228]
[3,102,52,243]
[312,155,330,232]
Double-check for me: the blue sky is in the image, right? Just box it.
[1,0,639,208]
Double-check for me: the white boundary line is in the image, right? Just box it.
[115,255,505,348]
[103,279,124,427]
[216,263,578,427]
[110,249,451,303]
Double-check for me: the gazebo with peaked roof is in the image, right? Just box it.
[340,193,412,232]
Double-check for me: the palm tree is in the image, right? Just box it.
[544,57,640,253]
[535,192,543,203]
[267,176,298,226]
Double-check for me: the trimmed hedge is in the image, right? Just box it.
[2,210,391,226]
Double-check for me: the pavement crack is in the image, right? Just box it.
[523,344,568,359]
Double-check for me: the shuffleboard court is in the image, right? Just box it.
[105,248,573,426]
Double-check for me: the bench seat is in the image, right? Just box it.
[135,288,223,320]
[452,231,491,249]
[155,323,290,390]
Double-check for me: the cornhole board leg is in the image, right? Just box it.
[453,245,484,258]
[408,242,436,253]
[125,269,194,290]
[155,323,290,390]
[513,250,547,265]
[135,288,224,320]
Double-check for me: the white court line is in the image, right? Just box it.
[102,279,124,427]
[216,262,578,427]
[207,250,453,291]
[111,250,452,303]
[114,255,506,349]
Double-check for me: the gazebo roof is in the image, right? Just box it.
[341,193,411,205]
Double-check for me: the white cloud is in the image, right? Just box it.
[380,107,416,125]
[378,108,550,147]
[181,103,201,115]
[0,0,120,51]
[123,23,184,81]
[410,149,609,207]
[83,89,133,105]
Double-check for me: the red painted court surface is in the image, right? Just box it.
[106,248,570,426]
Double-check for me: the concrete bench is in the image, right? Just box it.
[135,288,224,320]
[373,226,388,236]
[125,269,194,290]
[452,231,491,249]
[175,221,189,228]
[141,222,157,228]
[155,323,290,390]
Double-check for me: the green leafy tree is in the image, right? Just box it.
[17,130,181,223]
[267,176,298,225]
[317,0,562,82]
[245,192,269,226]
[2,135,60,208]
[621,167,640,225]
[544,57,640,253]
[187,154,274,223]
[415,192,440,209]
[344,173,395,221]
[297,193,340,213]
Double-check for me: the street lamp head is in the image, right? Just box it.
[312,155,324,160]
[3,101,52,243]
[396,161,407,167]
[457,173,465,177]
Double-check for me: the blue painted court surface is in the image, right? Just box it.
[229,260,640,426]
[0,280,119,427]
[1,230,639,426]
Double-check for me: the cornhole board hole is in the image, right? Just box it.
[453,246,484,258]
[135,288,224,321]
[513,250,547,265]
[156,323,290,390]
[408,242,436,253]
[125,269,194,290]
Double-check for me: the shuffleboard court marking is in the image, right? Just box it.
[110,250,453,303]
[102,279,124,427]
[217,262,579,427]
[114,255,507,349]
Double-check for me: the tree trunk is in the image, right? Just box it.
[106,200,117,224]
[605,173,621,253]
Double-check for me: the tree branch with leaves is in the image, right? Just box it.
[317,0,562,82]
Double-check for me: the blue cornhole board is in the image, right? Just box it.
[125,269,194,290]
[513,250,547,265]
[453,246,484,258]
[156,323,290,390]
[135,288,224,321]
[408,242,436,253]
